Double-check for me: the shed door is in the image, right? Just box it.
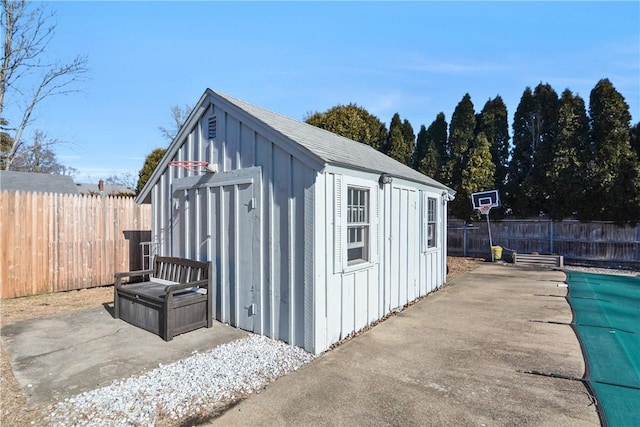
[210,180,258,332]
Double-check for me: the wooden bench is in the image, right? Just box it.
[114,256,212,341]
[514,253,564,268]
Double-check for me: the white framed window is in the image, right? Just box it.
[427,197,437,248]
[422,194,438,252]
[347,187,369,265]
[333,174,379,273]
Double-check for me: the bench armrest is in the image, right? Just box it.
[114,269,155,288]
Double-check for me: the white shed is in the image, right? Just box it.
[137,89,455,354]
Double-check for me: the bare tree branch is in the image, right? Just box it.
[1,0,89,170]
[158,104,193,141]
[9,129,74,174]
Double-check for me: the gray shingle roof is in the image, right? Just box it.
[212,90,451,191]
[0,171,79,194]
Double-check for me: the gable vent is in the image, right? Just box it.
[208,116,217,139]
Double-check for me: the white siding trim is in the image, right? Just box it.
[333,174,343,274]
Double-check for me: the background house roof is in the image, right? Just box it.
[75,182,135,196]
[212,90,452,191]
[0,171,79,194]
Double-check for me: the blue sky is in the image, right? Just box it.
[6,1,639,184]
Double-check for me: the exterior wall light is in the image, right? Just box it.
[379,173,393,185]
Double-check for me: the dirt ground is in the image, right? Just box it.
[0,256,481,426]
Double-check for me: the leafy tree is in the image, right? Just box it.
[460,132,496,220]
[546,90,590,220]
[476,96,510,192]
[444,94,476,217]
[159,104,193,141]
[384,113,412,165]
[305,103,387,150]
[136,148,167,195]
[587,78,639,224]
[1,0,88,170]
[8,130,75,175]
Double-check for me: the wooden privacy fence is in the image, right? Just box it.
[448,219,640,268]
[0,191,151,299]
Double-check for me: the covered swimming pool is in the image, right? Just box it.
[565,271,640,426]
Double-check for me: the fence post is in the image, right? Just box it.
[463,223,467,257]
[550,220,554,254]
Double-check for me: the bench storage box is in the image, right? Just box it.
[114,256,212,341]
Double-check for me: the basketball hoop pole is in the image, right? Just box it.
[472,191,500,262]
[479,205,494,261]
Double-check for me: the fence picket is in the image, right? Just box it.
[0,191,151,298]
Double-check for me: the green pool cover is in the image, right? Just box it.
[565,271,640,427]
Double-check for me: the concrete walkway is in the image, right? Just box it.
[1,305,248,404]
[210,263,599,426]
[2,263,600,425]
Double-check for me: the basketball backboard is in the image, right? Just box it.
[471,190,500,210]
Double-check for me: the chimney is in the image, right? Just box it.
[98,179,104,192]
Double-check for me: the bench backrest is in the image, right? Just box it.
[153,256,209,284]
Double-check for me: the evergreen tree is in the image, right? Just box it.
[418,140,440,178]
[413,125,429,170]
[137,148,167,195]
[588,78,639,224]
[528,83,560,216]
[413,113,448,179]
[445,94,476,217]
[507,87,542,217]
[431,113,449,180]
[610,155,640,226]
[476,96,510,192]
[385,113,411,165]
[505,84,560,217]
[546,90,590,220]
[460,132,496,220]
[402,119,415,164]
[305,104,387,150]
[630,122,640,159]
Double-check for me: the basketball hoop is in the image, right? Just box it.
[168,160,217,173]
[478,204,492,215]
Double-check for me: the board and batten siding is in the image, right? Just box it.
[314,168,447,353]
[418,189,447,295]
[317,171,383,350]
[150,100,315,351]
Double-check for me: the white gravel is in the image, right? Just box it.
[47,334,315,427]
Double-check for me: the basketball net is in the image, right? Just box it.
[168,160,217,173]
[478,204,492,216]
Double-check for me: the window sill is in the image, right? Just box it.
[343,261,376,274]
